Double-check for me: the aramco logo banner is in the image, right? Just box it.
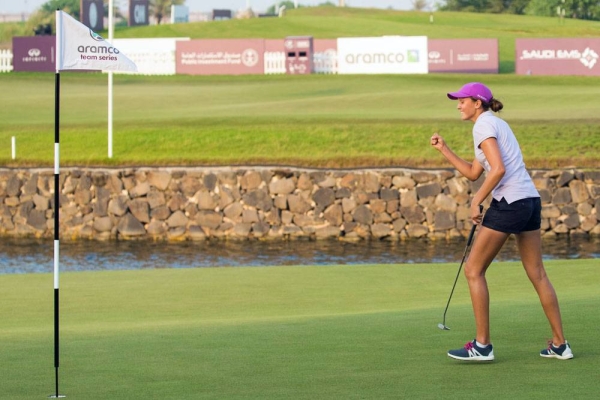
[176,39,265,75]
[516,38,600,76]
[337,36,428,74]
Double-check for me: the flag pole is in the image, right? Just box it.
[51,9,65,399]
[108,0,114,158]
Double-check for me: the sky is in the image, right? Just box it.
[0,0,416,15]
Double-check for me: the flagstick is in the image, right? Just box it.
[108,0,114,158]
[51,9,65,399]
[51,71,65,399]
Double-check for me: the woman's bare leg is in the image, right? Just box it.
[515,229,566,345]
[463,226,510,345]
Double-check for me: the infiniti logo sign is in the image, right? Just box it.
[23,47,47,63]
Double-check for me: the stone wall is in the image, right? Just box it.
[1,167,599,241]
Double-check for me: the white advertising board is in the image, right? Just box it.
[337,36,428,74]
[112,38,190,75]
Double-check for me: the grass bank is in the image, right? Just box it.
[1,73,599,168]
[1,260,597,399]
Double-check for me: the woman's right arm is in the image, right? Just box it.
[430,132,484,181]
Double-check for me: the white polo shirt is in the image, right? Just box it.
[473,111,539,204]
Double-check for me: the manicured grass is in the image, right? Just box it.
[1,73,599,168]
[1,260,598,399]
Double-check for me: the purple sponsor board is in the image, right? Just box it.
[12,36,55,72]
[428,39,498,73]
[176,39,265,75]
[516,38,600,76]
[80,0,104,31]
[129,0,149,27]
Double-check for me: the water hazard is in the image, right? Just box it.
[0,236,598,274]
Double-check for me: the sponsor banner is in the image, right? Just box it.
[265,39,284,52]
[80,0,104,31]
[314,39,337,54]
[516,38,600,76]
[176,39,264,75]
[113,38,189,75]
[129,0,149,27]
[428,39,498,73]
[337,36,428,74]
[12,36,55,72]
[263,39,337,53]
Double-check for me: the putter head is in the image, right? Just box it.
[438,323,450,330]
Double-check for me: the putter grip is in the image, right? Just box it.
[466,205,484,246]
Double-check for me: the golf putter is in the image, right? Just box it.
[438,205,483,331]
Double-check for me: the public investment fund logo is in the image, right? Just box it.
[580,47,598,69]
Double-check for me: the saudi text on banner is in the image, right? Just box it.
[55,10,137,72]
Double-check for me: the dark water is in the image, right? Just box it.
[0,236,598,274]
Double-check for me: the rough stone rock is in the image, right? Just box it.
[569,180,589,203]
[151,205,171,221]
[435,194,457,212]
[147,171,171,191]
[117,214,146,237]
[371,223,391,238]
[196,211,222,229]
[400,205,425,224]
[167,211,188,228]
[147,189,166,210]
[204,173,218,191]
[27,210,46,231]
[313,188,335,208]
[353,205,373,225]
[552,188,572,205]
[288,194,311,214]
[240,171,262,190]
[324,204,343,226]
[556,170,575,187]
[242,209,259,223]
[129,199,150,223]
[196,190,217,210]
[269,178,295,195]
[93,216,113,232]
[107,196,128,217]
[406,224,429,238]
[434,210,455,231]
[416,182,442,199]
[242,189,272,211]
[130,182,151,198]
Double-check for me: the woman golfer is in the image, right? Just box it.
[430,82,573,361]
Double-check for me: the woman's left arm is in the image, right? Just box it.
[471,137,506,222]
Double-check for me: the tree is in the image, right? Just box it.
[266,1,302,14]
[151,0,185,25]
[412,0,430,11]
[41,0,80,15]
[526,0,600,20]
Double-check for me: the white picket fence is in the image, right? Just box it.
[264,51,338,74]
[0,49,13,73]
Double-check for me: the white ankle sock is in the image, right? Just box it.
[476,340,490,348]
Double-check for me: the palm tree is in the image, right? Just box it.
[151,0,185,25]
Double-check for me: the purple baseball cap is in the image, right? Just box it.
[447,82,493,103]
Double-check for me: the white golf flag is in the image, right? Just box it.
[55,10,137,72]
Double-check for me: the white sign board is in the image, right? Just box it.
[171,5,189,23]
[112,38,190,75]
[337,36,428,74]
